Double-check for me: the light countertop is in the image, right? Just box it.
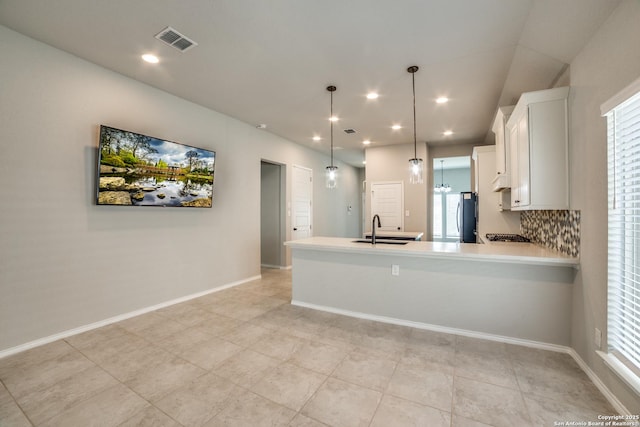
[285,236,579,267]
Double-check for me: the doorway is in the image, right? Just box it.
[260,161,286,268]
[432,156,471,242]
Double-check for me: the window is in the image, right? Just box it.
[432,193,460,242]
[603,77,640,393]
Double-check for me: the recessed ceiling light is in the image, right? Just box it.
[329,116,339,122]
[436,97,449,104]
[391,124,402,130]
[141,53,159,64]
[443,130,453,136]
[362,140,371,145]
[312,136,321,141]
[366,92,379,100]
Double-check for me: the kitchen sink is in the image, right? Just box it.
[352,239,409,245]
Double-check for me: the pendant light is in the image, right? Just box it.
[434,160,451,193]
[326,85,338,189]
[407,66,423,184]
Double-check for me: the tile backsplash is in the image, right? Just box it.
[520,210,580,257]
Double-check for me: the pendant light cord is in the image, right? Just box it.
[330,89,334,168]
[412,71,417,159]
[327,85,336,169]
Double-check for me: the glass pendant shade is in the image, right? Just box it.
[326,85,338,189]
[407,66,422,185]
[434,160,450,192]
[326,165,338,189]
[409,158,423,184]
[434,184,451,193]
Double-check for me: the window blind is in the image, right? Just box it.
[607,87,640,378]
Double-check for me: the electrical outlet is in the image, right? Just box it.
[392,264,400,276]
[405,210,410,217]
[595,328,602,349]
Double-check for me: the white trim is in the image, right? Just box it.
[0,275,261,359]
[291,299,632,415]
[601,75,640,115]
[597,350,640,399]
[267,264,293,270]
[291,300,568,353]
[261,264,291,270]
[571,350,632,415]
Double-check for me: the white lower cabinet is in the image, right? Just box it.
[507,87,569,210]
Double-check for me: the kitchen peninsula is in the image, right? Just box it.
[285,237,578,347]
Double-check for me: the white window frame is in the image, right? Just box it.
[600,76,640,396]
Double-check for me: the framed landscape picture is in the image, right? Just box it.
[96,125,215,207]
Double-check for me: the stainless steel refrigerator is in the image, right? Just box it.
[458,192,477,243]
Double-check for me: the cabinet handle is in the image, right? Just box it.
[293,227,298,231]
[514,200,520,203]
[497,172,501,174]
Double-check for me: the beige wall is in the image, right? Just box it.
[0,25,361,352]
[568,0,640,412]
[364,143,428,235]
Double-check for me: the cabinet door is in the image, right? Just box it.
[509,123,519,208]
[517,111,530,207]
[495,123,506,175]
[528,100,569,209]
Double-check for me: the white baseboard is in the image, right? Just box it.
[0,275,261,360]
[291,300,568,353]
[261,264,291,270]
[291,299,630,415]
[570,349,631,415]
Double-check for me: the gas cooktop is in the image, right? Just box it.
[485,233,531,242]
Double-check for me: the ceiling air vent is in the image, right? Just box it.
[155,26,198,52]
[343,128,356,134]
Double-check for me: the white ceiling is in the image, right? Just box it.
[0,0,619,166]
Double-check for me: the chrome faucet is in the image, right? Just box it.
[372,214,381,245]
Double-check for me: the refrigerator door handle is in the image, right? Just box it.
[456,202,460,232]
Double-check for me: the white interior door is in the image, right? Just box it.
[371,181,403,231]
[292,165,313,239]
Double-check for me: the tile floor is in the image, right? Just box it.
[0,268,617,426]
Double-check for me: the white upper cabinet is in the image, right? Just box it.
[507,86,569,211]
[491,105,515,192]
[473,146,520,235]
